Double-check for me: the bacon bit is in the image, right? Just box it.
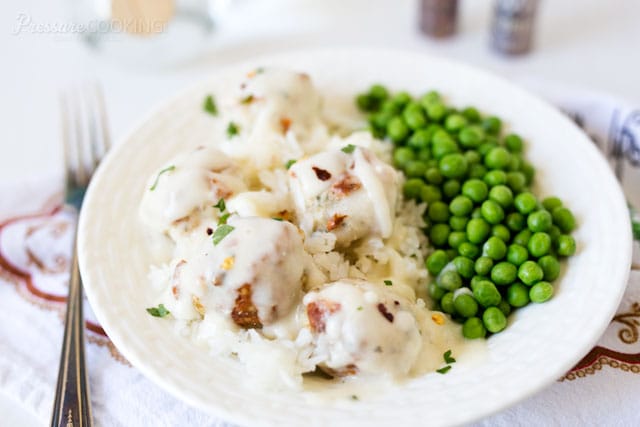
[212,274,224,286]
[431,313,445,325]
[171,286,179,299]
[240,94,255,104]
[232,284,263,329]
[323,363,358,377]
[307,300,341,333]
[277,210,293,221]
[192,295,206,316]
[326,213,347,231]
[377,303,394,323]
[280,117,292,134]
[211,178,233,200]
[171,260,187,299]
[220,256,235,270]
[240,82,247,89]
[312,166,332,181]
[331,174,361,197]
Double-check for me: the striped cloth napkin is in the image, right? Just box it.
[0,85,638,426]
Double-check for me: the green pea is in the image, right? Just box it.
[472,280,502,307]
[538,255,561,281]
[482,116,502,135]
[498,300,512,316]
[507,155,523,172]
[513,229,532,246]
[369,84,389,101]
[403,178,424,199]
[481,200,505,225]
[420,185,442,203]
[521,161,535,184]
[440,292,455,314]
[471,207,483,219]
[527,210,552,232]
[426,250,449,275]
[381,99,400,115]
[514,192,537,214]
[438,270,462,291]
[450,195,474,217]
[468,164,488,179]
[387,117,409,143]
[483,236,507,260]
[428,201,450,223]
[459,242,480,259]
[393,147,415,167]
[557,235,576,257]
[420,90,441,106]
[407,129,432,150]
[506,172,527,192]
[552,207,576,233]
[478,142,498,156]
[474,256,494,276]
[403,104,427,130]
[443,179,461,199]
[426,102,447,121]
[548,225,561,243]
[450,216,469,232]
[462,179,488,203]
[542,196,563,212]
[506,212,526,232]
[369,111,394,130]
[445,249,458,260]
[440,153,468,179]
[470,275,487,288]
[448,231,468,249]
[459,126,485,148]
[484,170,507,187]
[466,218,491,244]
[507,282,530,307]
[491,262,517,286]
[528,232,551,257]
[485,147,512,170]
[462,107,481,122]
[356,94,376,112]
[489,185,514,208]
[431,131,459,159]
[464,150,482,165]
[482,307,507,333]
[529,281,554,303]
[425,167,443,184]
[507,244,529,266]
[518,260,544,286]
[429,224,450,247]
[404,160,428,178]
[445,114,467,132]
[454,293,478,317]
[463,317,487,339]
[452,256,474,279]
[492,224,511,242]
[504,133,524,153]
[429,281,446,300]
[391,91,412,108]
[417,150,431,164]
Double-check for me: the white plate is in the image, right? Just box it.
[78,49,632,427]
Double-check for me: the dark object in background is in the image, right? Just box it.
[419,0,459,38]
[491,0,540,55]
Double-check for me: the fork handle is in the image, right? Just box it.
[51,240,93,427]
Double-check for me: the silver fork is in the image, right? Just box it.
[51,85,111,427]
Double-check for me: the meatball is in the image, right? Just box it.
[303,279,422,378]
[288,146,398,247]
[171,216,305,328]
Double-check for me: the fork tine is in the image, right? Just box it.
[70,90,89,187]
[60,94,74,187]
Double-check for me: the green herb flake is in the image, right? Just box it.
[272,217,283,221]
[443,349,456,364]
[436,365,452,374]
[203,95,218,116]
[218,213,230,225]
[341,144,356,154]
[285,159,297,169]
[149,165,175,191]
[357,306,363,311]
[241,94,254,104]
[632,219,640,241]
[212,224,234,245]
[384,280,393,286]
[146,304,170,318]
[214,198,226,212]
[227,122,240,138]
[351,395,359,401]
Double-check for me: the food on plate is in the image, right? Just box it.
[356,85,578,339]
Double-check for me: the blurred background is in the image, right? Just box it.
[1,0,638,186]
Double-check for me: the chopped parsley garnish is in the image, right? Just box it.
[443,350,456,364]
[384,280,393,286]
[357,306,363,311]
[241,94,254,104]
[633,218,640,241]
[203,95,218,116]
[227,122,240,138]
[218,212,230,225]
[272,217,283,221]
[149,165,175,191]
[146,304,170,318]
[214,198,226,212]
[436,365,452,374]
[351,395,359,401]
[285,159,297,169]
[341,144,356,153]
[212,224,234,245]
